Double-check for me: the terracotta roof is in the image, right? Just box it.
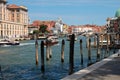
[32,20,41,27]
[7,4,20,9]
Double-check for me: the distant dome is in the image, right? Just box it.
[115,8,120,17]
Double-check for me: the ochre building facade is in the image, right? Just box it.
[0,0,29,39]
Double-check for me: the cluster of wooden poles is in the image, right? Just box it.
[35,39,65,73]
[35,33,116,75]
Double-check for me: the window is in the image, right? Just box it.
[12,13,14,17]
[0,14,2,20]
[16,9,19,12]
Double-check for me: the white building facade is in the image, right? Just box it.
[54,18,63,34]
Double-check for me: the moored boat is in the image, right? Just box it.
[38,34,47,40]
[0,39,20,46]
[44,35,59,46]
[66,34,77,41]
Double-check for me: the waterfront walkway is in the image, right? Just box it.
[62,50,120,80]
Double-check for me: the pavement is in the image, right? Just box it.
[62,49,120,80]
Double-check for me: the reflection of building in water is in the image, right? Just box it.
[0,0,29,39]
[53,18,63,34]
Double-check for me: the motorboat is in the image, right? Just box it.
[0,39,20,46]
[38,34,47,40]
[66,34,77,41]
[44,35,59,46]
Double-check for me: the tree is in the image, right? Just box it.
[39,24,48,33]
[33,30,39,35]
[32,30,39,39]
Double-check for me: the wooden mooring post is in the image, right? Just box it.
[94,36,97,48]
[104,34,109,58]
[69,34,75,75]
[88,38,91,60]
[87,38,92,66]
[107,34,109,56]
[80,39,83,65]
[49,46,52,58]
[0,65,4,80]
[41,41,45,73]
[35,40,39,65]
[86,37,90,48]
[61,39,65,63]
[113,33,116,54]
[46,40,50,61]
[96,34,100,61]
[100,34,104,48]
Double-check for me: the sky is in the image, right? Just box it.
[7,0,120,25]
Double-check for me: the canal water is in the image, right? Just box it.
[0,36,115,80]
